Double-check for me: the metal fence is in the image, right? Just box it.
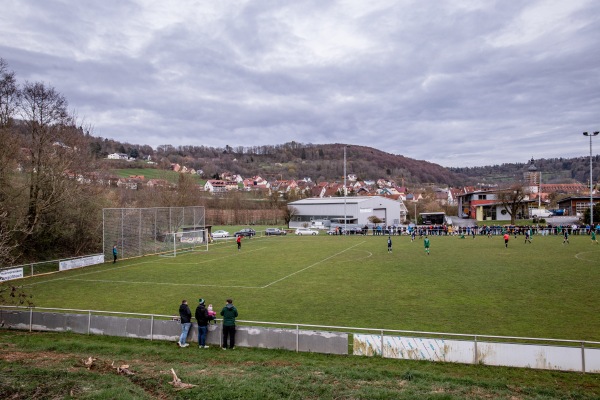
[1,305,599,373]
[103,206,206,260]
[0,254,104,278]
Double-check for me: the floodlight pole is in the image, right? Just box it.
[583,131,599,228]
[344,145,347,235]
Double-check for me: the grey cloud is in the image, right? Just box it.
[1,0,599,167]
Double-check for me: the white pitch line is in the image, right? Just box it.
[261,241,366,288]
[63,278,262,289]
[575,250,600,262]
[172,247,266,265]
[25,247,267,287]
[25,260,152,286]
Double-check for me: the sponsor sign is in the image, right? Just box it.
[59,255,105,271]
[359,208,373,213]
[0,267,24,281]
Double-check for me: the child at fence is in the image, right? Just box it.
[207,304,217,324]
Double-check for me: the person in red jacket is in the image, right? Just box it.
[503,233,509,248]
[236,235,242,251]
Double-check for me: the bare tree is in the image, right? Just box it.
[283,206,298,225]
[498,184,529,224]
[19,82,72,235]
[0,58,20,128]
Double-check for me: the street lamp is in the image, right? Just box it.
[583,131,599,228]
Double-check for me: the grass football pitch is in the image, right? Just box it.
[14,233,600,341]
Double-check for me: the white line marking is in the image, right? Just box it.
[25,247,267,287]
[261,241,365,288]
[575,250,600,262]
[63,278,262,289]
[26,242,365,291]
[170,247,266,265]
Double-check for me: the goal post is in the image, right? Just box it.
[159,228,209,258]
[103,206,206,260]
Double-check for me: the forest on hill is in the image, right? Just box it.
[450,156,599,185]
[93,134,596,188]
[90,139,470,186]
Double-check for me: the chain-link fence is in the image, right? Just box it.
[103,206,205,260]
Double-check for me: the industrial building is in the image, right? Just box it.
[287,196,405,229]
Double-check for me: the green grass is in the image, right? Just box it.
[9,233,600,341]
[111,168,205,184]
[1,330,599,399]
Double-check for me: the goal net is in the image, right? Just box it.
[103,206,206,260]
[159,229,208,258]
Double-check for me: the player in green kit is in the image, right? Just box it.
[424,236,430,255]
[592,230,598,244]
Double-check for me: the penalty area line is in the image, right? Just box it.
[261,241,366,289]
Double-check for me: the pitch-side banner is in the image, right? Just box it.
[0,267,24,281]
[59,255,105,271]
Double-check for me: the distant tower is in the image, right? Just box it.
[524,158,540,193]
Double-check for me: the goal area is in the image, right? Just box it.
[103,206,206,260]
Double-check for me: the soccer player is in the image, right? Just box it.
[424,236,430,255]
[591,230,598,244]
[503,233,509,248]
[236,235,242,251]
[562,230,569,245]
[524,228,532,244]
[387,236,392,253]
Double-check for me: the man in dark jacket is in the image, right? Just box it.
[195,298,210,348]
[178,300,192,347]
[220,298,238,349]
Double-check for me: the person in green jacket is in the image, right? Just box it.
[424,236,430,255]
[220,298,238,349]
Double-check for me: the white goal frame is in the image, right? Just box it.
[159,229,208,258]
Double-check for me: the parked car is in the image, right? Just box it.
[295,227,319,236]
[265,228,287,236]
[211,230,229,238]
[234,228,256,237]
[529,209,553,218]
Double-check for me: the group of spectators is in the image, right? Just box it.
[177,298,238,349]
[334,223,600,237]
[459,224,600,236]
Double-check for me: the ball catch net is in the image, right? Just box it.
[103,206,206,260]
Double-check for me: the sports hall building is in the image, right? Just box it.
[287,196,404,229]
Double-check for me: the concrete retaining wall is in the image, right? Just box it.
[0,310,348,355]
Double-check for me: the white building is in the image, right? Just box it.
[287,196,404,228]
[107,153,129,160]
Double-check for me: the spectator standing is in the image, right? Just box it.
[178,300,192,347]
[220,298,238,350]
[195,298,210,348]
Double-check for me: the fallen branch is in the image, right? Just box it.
[83,356,96,369]
[168,368,197,390]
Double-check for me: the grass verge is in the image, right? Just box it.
[1,330,599,399]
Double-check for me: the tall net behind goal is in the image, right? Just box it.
[103,206,206,260]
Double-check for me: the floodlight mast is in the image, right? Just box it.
[344,145,347,235]
[583,131,599,228]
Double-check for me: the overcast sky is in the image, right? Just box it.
[1,1,599,167]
